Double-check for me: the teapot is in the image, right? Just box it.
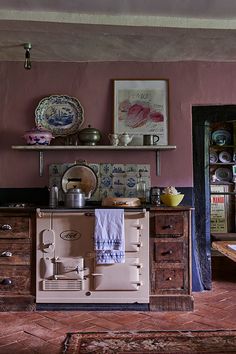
[118,132,133,146]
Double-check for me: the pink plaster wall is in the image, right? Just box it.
[1,61,236,188]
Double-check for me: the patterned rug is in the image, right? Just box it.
[62,329,236,353]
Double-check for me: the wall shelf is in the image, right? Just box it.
[11,145,177,177]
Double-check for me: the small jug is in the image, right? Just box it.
[118,132,133,146]
[143,134,159,145]
[108,133,119,146]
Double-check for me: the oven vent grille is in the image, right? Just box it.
[43,280,83,291]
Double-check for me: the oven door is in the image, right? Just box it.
[93,257,141,290]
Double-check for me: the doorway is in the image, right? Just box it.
[192,105,236,290]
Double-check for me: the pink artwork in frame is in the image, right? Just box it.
[113,79,169,145]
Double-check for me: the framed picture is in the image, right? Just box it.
[113,79,169,145]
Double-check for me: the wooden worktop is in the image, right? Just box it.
[212,241,236,263]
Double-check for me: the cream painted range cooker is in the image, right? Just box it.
[36,207,149,307]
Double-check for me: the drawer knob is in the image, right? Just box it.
[162,250,173,256]
[0,224,12,231]
[1,251,12,257]
[163,225,173,230]
[136,225,143,230]
[1,278,12,285]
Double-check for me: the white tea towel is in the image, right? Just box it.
[94,209,125,264]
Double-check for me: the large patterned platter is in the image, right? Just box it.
[35,95,84,136]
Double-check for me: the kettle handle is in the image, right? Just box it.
[85,191,92,199]
[67,178,81,182]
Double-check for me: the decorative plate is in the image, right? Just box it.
[210,151,218,163]
[211,129,231,146]
[219,151,232,163]
[35,95,84,136]
[215,167,233,182]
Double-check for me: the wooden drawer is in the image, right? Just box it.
[0,266,31,294]
[0,241,30,265]
[153,214,184,236]
[154,241,183,263]
[154,268,185,290]
[0,216,30,239]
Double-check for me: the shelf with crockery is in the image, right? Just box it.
[209,123,236,184]
[11,144,176,177]
[11,145,176,150]
[210,163,236,165]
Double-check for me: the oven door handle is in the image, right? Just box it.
[133,263,143,268]
[131,281,143,286]
[131,242,142,247]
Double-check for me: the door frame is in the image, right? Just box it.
[192,105,236,290]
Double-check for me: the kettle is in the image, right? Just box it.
[65,188,91,208]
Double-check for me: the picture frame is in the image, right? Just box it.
[113,79,169,145]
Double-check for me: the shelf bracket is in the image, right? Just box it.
[39,151,44,177]
[156,150,160,176]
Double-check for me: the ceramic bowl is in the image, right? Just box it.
[23,128,54,145]
[160,193,184,207]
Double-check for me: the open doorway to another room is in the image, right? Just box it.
[192,105,236,291]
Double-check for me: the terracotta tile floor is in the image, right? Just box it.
[0,275,235,353]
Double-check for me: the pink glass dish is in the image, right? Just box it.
[23,127,54,145]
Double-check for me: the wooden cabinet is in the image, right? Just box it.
[0,211,35,311]
[149,207,194,311]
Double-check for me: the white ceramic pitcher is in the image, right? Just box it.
[118,132,133,146]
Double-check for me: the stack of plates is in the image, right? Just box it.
[218,151,232,163]
[215,167,233,182]
[210,151,218,163]
[211,129,231,146]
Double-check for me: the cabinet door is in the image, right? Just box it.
[0,216,30,239]
[154,241,184,262]
[0,266,31,294]
[0,241,30,265]
[94,257,140,291]
[153,213,185,236]
[154,268,185,290]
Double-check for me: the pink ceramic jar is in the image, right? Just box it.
[23,127,54,145]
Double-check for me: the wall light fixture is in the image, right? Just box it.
[24,43,32,70]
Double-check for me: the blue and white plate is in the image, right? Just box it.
[219,151,232,163]
[210,151,218,163]
[211,129,231,146]
[215,167,233,182]
[35,95,84,136]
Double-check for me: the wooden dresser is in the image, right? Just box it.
[149,206,194,311]
[0,210,35,311]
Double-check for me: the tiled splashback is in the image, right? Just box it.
[49,162,151,202]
